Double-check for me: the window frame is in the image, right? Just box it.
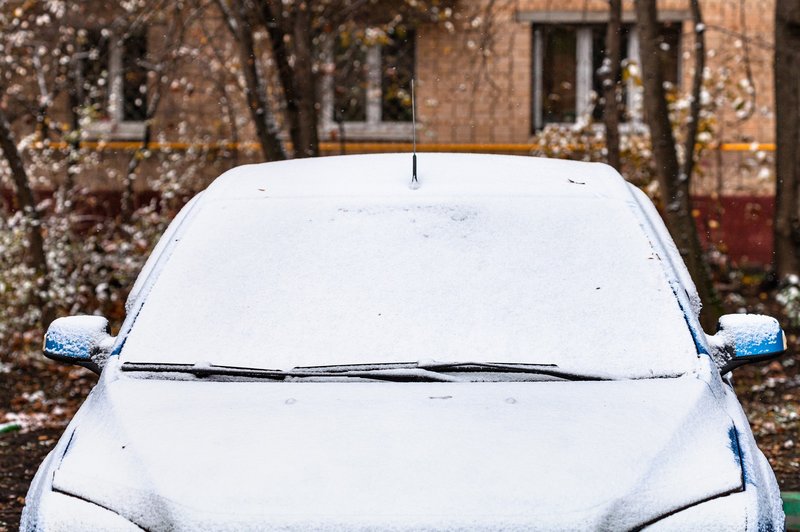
[79,28,147,140]
[319,32,415,141]
[524,10,687,133]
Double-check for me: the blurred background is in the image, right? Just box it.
[1,0,799,527]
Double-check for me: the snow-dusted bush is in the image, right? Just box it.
[777,275,800,327]
[0,201,171,350]
[530,49,772,203]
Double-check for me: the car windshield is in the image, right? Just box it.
[120,193,698,379]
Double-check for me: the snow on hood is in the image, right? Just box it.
[51,372,743,530]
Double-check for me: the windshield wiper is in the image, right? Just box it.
[294,361,610,381]
[120,362,460,382]
[419,362,609,381]
[122,361,609,382]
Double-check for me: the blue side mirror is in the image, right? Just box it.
[708,314,787,374]
[43,316,115,374]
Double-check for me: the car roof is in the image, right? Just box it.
[123,153,640,315]
[204,153,631,201]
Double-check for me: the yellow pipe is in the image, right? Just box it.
[39,140,777,153]
[716,143,775,152]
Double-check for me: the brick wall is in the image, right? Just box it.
[415,0,776,197]
[6,0,778,198]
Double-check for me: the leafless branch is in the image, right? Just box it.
[681,0,705,182]
[736,0,757,122]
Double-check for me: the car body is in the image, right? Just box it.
[22,153,786,530]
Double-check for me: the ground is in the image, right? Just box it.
[0,356,95,530]
[0,288,798,530]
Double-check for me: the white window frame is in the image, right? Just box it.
[83,31,146,140]
[531,25,642,131]
[524,10,687,132]
[319,38,414,141]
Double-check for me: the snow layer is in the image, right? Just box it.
[30,491,142,532]
[50,368,743,531]
[627,185,703,320]
[644,490,749,530]
[718,313,783,355]
[45,315,111,361]
[707,314,785,369]
[120,154,697,379]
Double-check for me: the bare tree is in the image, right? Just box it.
[602,0,622,171]
[774,0,800,279]
[0,0,218,330]
[0,107,55,327]
[121,2,206,221]
[635,0,720,330]
[215,0,458,159]
[253,1,319,158]
[682,0,705,186]
[215,0,288,161]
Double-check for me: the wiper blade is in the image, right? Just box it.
[417,362,609,381]
[122,362,287,379]
[295,361,609,381]
[122,361,608,382]
[120,362,459,382]
[333,368,462,382]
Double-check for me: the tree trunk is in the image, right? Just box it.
[121,3,190,222]
[635,0,720,330]
[0,107,55,328]
[60,66,81,216]
[289,2,319,158]
[774,0,800,279]
[603,0,622,172]
[682,0,705,184]
[121,115,155,223]
[218,0,287,161]
[258,1,319,158]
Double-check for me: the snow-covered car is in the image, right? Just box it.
[22,153,786,530]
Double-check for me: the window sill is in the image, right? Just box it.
[534,120,648,135]
[82,121,146,141]
[320,121,413,142]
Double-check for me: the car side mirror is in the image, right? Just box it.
[43,316,115,374]
[707,314,787,374]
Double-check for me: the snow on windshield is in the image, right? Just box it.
[121,192,698,379]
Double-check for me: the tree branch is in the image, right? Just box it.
[681,0,705,183]
[0,106,54,327]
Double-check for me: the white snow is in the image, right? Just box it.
[718,314,780,342]
[48,367,745,530]
[120,154,697,379]
[125,193,204,313]
[645,489,748,530]
[45,315,111,361]
[627,185,704,320]
[33,491,142,531]
[713,313,784,358]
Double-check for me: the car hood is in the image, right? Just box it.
[51,370,744,531]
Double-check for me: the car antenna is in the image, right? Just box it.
[411,78,419,187]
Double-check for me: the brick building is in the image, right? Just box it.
[6,0,778,264]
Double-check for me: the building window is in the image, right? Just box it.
[76,27,148,138]
[531,22,681,131]
[321,27,415,141]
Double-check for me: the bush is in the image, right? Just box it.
[0,201,172,351]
